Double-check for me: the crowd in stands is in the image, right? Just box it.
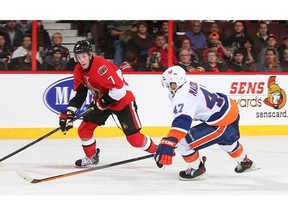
[0,20,288,72]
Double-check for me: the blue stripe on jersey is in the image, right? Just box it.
[172,114,192,132]
[207,93,229,123]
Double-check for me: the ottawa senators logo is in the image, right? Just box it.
[263,76,287,109]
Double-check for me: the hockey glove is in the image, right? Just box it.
[95,97,111,110]
[154,137,178,168]
[59,110,75,134]
[95,93,117,111]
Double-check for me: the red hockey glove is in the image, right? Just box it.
[59,110,75,134]
[154,137,178,168]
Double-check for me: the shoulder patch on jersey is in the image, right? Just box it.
[98,65,108,75]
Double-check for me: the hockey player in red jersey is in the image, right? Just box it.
[154,65,258,180]
[59,40,157,167]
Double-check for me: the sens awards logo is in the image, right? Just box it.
[263,76,287,109]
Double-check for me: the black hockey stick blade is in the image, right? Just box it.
[16,154,154,183]
[0,107,94,162]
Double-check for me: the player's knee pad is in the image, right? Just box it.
[78,121,98,140]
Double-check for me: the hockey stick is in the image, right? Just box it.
[0,107,94,162]
[16,154,154,183]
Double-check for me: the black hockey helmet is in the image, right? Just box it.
[73,40,92,54]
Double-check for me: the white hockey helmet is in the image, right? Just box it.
[162,66,186,92]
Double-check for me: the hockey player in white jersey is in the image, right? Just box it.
[154,65,257,180]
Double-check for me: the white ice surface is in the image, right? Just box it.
[0,136,287,215]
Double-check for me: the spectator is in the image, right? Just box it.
[145,50,165,71]
[240,37,258,71]
[49,32,70,63]
[257,34,279,65]
[258,48,282,72]
[205,22,224,41]
[202,32,232,64]
[224,21,248,53]
[147,33,178,70]
[0,32,11,69]
[158,21,179,48]
[227,48,250,72]
[0,20,24,51]
[177,36,199,63]
[277,36,288,62]
[105,21,137,66]
[8,34,42,70]
[200,49,227,72]
[175,49,203,72]
[25,20,52,60]
[41,45,67,71]
[119,50,138,72]
[127,21,154,70]
[184,21,207,57]
[66,57,77,70]
[279,47,288,71]
[251,21,270,57]
[146,21,163,36]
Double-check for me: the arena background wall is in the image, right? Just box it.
[0,73,287,139]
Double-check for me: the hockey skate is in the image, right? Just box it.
[179,156,206,181]
[234,155,260,173]
[75,148,100,167]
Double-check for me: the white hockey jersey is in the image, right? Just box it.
[166,80,239,141]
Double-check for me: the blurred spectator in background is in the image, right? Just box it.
[25,20,52,61]
[205,22,224,41]
[202,32,232,64]
[66,58,77,71]
[184,21,207,57]
[8,34,42,70]
[200,49,227,72]
[177,36,199,63]
[0,32,11,70]
[240,37,258,71]
[41,45,67,71]
[224,21,248,54]
[145,50,165,71]
[127,21,154,70]
[257,34,279,65]
[251,21,269,57]
[277,36,288,62]
[258,48,282,72]
[119,50,138,72]
[49,32,70,62]
[279,47,288,71]
[146,21,163,36]
[175,48,203,72]
[147,32,178,70]
[105,21,137,66]
[0,20,24,51]
[227,48,251,72]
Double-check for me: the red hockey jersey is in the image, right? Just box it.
[73,56,135,111]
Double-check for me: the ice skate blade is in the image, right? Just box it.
[235,162,261,173]
[179,173,206,181]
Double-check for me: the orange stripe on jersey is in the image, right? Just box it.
[210,98,239,127]
[183,151,199,163]
[167,129,187,142]
[229,143,244,158]
[189,126,226,149]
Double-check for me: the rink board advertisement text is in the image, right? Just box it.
[0,74,287,138]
